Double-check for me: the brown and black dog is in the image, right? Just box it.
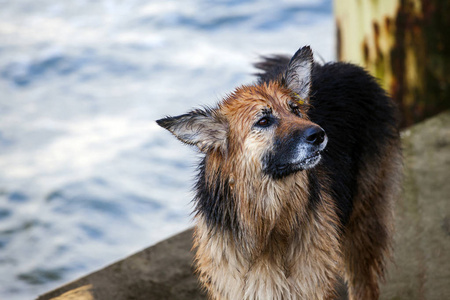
[157,46,402,300]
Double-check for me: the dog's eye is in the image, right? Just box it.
[256,117,272,128]
[290,104,302,117]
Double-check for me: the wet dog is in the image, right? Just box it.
[157,46,401,299]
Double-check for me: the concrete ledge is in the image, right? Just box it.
[38,111,450,300]
[37,229,206,300]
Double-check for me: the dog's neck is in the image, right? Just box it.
[195,154,325,256]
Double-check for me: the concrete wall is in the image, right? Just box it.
[38,111,450,300]
[381,111,450,299]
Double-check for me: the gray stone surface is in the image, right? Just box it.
[380,111,450,300]
[37,229,206,300]
[38,112,450,300]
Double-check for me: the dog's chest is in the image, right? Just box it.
[199,233,334,300]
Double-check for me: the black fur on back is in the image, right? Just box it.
[254,55,291,83]
[254,56,399,226]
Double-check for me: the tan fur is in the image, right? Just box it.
[194,181,342,300]
[192,83,343,300]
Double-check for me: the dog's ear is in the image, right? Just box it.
[284,46,314,103]
[156,108,227,153]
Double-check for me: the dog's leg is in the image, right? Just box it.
[343,145,401,300]
[343,206,388,299]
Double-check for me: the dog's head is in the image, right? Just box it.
[157,46,327,179]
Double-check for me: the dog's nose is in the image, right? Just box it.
[304,126,326,146]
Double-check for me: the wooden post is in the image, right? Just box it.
[335,0,450,128]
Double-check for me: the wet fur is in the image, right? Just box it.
[157,47,401,299]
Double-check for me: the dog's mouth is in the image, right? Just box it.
[276,151,322,173]
[263,147,324,179]
[291,151,322,170]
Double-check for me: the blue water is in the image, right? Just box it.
[0,0,334,299]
